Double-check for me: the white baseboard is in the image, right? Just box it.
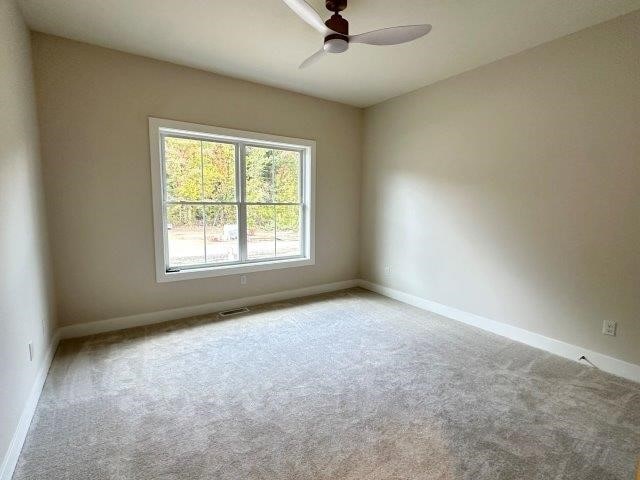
[58,279,360,339]
[0,332,60,480]
[359,280,640,384]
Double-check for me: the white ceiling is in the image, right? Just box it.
[19,0,640,107]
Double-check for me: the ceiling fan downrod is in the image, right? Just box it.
[324,1,348,33]
[325,0,347,13]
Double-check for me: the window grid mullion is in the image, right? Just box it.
[200,140,207,263]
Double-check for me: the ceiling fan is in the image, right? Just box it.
[282,0,432,68]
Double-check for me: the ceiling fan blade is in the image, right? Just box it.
[282,0,328,34]
[349,24,432,46]
[299,48,327,69]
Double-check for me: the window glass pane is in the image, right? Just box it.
[164,136,202,201]
[205,206,239,264]
[245,147,301,203]
[203,141,236,202]
[167,205,205,267]
[276,205,301,257]
[247,205,275,259]
[245,146,274,202]
[275,150,300,203]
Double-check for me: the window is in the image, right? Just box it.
[149,118,315,282]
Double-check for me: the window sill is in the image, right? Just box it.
[156,257,315,283]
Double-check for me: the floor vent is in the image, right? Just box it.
[219,307,250,317]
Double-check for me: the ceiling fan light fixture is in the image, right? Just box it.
[324,37,349,53]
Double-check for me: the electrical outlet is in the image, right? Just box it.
[28,342,34,362]
[602,320,617,336]
[384,265,391,275]
[240,275,247,285]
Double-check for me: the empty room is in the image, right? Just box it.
[1,0,639,478]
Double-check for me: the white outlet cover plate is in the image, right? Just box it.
[602,320,617,336]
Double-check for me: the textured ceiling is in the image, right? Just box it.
[19,0,640,107]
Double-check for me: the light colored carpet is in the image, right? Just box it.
[13,288,640,479]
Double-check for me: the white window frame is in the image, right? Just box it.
[149,117,315,283]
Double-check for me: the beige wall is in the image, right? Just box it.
[361,10,640,366]
[31,33,362,327]
[0,0,55,467]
